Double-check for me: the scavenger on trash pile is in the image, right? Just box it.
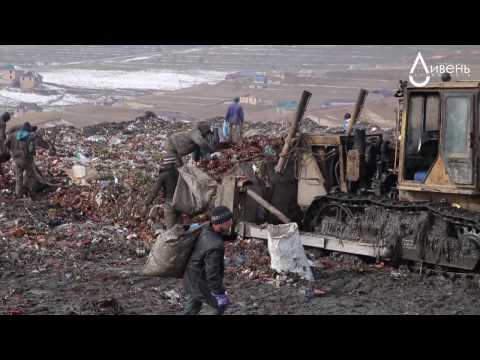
[5,122,53,197]
[225,97,244,144]
[0,112,12,178]
[342,113,351,131]
[144,121,216,229]
[183,206,236,315]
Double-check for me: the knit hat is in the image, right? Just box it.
[211,206,233,225]
[1,112,11,122]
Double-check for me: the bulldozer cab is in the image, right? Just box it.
[398,81,480,208]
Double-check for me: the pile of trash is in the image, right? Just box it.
[1,114,300,248]
[1,110,393,254]
[197,136,282,181]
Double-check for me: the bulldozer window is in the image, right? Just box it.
[442,95,473,185]
[404,93,440,181]
[445,97,470,155]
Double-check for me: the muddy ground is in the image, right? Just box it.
[1,116,480,315]
[2,216,480,315]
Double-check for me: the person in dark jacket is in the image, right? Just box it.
[5,122,50,196]
[164,121,215,168]
[225,97,244,144]
[183,206,235,315]
[145,122,215,229]
[0,112,12,179]
[0,112,11,150]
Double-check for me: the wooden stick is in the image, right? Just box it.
[275,90,312,174]
[245,188,291,224]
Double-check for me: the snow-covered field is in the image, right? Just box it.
[40,69,227,91]
[0,66,227,110]
[0,88,89,107]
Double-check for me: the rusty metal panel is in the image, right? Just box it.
[399,190,480,211]
[398,108,408,183]
[214,175,237,211]
[303,134,341,146]
[424,156,451,186]
[398,183,479,195]
[297,152,327,207]
[346,149,360,182]
[408,82,480,90]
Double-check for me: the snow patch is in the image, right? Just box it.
[40,69,227,91]
[0,88,89,107]
[0,89,56,105]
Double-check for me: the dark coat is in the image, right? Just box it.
[5,131,36,163]
[0,120,6,155]
[166,124,215,166]
[183,224,226,306]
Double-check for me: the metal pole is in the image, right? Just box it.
[393,105,400,174]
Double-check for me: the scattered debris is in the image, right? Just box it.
[1,114,478,315]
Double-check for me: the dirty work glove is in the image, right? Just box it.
[211,292,230,310]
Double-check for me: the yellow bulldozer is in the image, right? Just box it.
[217,77,480,271]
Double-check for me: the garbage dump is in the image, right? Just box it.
[2,112,480,315]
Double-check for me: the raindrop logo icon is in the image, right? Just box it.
[409,52,431,87]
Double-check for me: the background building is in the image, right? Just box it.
[20,71,43,91]
[0,64,21,86]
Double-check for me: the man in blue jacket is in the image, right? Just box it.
[225,97,244,144]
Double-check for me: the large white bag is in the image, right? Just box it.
[267,223,314,281]
[172,164,217,216]
[143,224,204,278]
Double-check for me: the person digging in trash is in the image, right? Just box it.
[144,121,216,229]
[183,206,236,315]
[0,112,12,179]
[225,97,244,144]
[0,112,11,149]
[5,122,52,197]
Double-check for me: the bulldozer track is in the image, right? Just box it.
[304,192,480,271]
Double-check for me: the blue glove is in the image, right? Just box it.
[212,292,230,309]
[189,223,201,231]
